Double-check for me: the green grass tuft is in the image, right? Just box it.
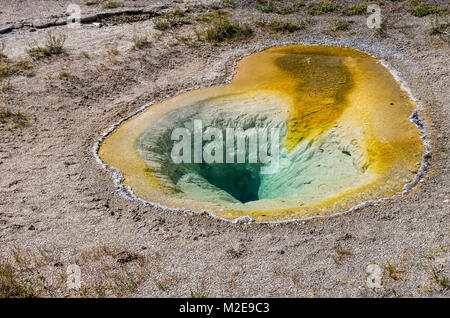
[409,0,444,17]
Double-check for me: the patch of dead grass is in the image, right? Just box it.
[0,109,30,129]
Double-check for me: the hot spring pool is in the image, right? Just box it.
[98,45,425,222]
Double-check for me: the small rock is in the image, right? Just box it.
[233,216,253,224]
[28,225,35,230]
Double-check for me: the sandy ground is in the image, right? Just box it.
[0,0,449,297]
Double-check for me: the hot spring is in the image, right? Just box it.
[98,45,424,222]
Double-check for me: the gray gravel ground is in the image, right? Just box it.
[0,0,448,297]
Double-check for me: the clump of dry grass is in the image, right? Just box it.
[101,13,153,26]
[153,19,169,31]
[0,109,30,129]
[0,41,7,61]
[332,245,352,264]
[153,8,191,31]
[156,274,179,291]
[0,42,32,79]
[195,9,229,24]
[58,71,70,79]
[257,0,304,15]
[190,285,210,298]
[1,81,13,92]
[204,16,252,44]
[429,16,449,36]
[256,19,306,33]
[431,265,449,289]
[342,3,367,16]
[0,260,39,298]
[373,22,387,37]
[0,244,156,298]
[108,47,119,56]
[131,35,151,50]
[0,60,31,79]
[223,0,235,8]
[383,261,406,281]
[69,245,153,297]
[307,1,341,16]
[424,246,445,259]
[27,32,66,60]
[257,0,275,13]
[330,20,351,32]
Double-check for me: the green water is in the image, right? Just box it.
[136,93,367,209]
